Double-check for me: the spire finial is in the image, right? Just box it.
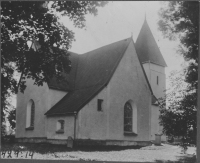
[144,1,147,22]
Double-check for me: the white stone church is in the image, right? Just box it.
[16,19,167,146]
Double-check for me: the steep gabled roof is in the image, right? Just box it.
[30,40,80,91]
[48,52,79,91]
[135,19,167,67]
[45,38,134,115]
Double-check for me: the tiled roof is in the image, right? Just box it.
[45,38,135,115]
[135,19,167,67]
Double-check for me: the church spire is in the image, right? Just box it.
[135,18,167,67]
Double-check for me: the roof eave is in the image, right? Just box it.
[104,37,132,85]
[48,85,73,92]
[45,112,76,116]
[142,61,167,67]
[132,39,154,95]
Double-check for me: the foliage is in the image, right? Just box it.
[158,71,197,144]
[158,1,199,88]
[7,109,16,130]
[1,1,107,135]
[158,1,198,145]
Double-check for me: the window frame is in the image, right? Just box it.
[124,101,138,136]
[25,99,35,130]
[124,102,133,132]
[157,76,159,85]
[56,120,65,134]
[97,99,103,111]
[30,101,35,127]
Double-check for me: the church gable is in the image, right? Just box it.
[74,39,153,141]
[45,38,132,116]
[16,77,68,138]
[106,39,152,141]
[109,39,152,96]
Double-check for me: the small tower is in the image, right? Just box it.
[135,19,167,142]
[135,19,167,99]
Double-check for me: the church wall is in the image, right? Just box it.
[151,105,167,142]
[45,89,69,140]
[76,87,109,140]
[106,41,152,141]
[48,89,68,108]
[142,63,151,80]
[76,41,152,142]
[16,78,49,138]
[16,78,68,139]
[46,116,74,140]
[150,105,161,140]
[143,63,166,142]
[143,63,166,99]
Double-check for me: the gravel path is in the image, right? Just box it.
[9,143,195,162]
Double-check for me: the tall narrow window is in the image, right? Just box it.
[157,76,159,85]
[124,102,132,132]
[56,120,64,133]
[26,99,35,130]
[97,99,103,111]
[30,101,35,127]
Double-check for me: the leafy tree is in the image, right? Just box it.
[158,1,198,145]
[1,1,107,135]
[158,70,197,145]
[7,109,16,130]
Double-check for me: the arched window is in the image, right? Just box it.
[124,102,133,132]
[26,99,35,129]
[124,100,137,134]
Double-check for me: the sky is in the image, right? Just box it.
[60,1,185,83]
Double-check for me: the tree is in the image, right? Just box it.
[1,1,107,135]
[158,1,198,145]
[158,70,197,145]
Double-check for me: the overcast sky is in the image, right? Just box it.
[60,1,185,83]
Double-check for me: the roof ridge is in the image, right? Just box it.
[81,37,132,55]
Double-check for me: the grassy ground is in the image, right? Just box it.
[1,142,197,162]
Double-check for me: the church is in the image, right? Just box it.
[15,19,167,146]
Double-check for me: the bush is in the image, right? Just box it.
[2,135,15,143]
